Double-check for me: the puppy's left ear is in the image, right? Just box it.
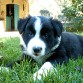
[50,18,63,37]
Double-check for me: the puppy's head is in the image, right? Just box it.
[18,15,63,63]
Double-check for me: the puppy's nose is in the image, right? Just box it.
[33,47,42,53]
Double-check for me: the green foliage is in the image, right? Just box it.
[62,0,83,29]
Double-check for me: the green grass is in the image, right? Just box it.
[0,37,83,83]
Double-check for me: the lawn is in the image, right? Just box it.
[0,36,83,83]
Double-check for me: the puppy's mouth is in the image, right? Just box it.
[33,53,41,56]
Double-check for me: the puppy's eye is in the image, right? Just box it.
[43,33,49,38]
[25,31,33,36]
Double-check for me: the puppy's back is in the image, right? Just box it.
[61,32,83,57]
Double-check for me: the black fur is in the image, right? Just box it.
[7,15,83,68]
[50,18,63,37]
[47,32,83,64]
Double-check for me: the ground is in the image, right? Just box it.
[0,32,83,83]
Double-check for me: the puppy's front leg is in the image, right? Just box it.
[33,62,57,81]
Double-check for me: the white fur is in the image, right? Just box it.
[20,37,46,63]
[27,17,46,63]
[19,17,61,63]
[51,36,61,51]
[19,35,51,64]
[33,62,57,80]
[34,17,42,37]
[19,17,46,63]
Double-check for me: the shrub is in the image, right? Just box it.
[62,0,83,31]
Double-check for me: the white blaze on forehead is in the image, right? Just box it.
[34,17,42,37]
[26,16,46,63]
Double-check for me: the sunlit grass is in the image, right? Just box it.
[0,34,83,83]
[0,37,21,65]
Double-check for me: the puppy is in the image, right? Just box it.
[7,15,83,80]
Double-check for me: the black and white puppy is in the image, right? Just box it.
[16,15,83,80]
[3,15,82,80]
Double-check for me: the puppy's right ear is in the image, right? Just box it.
[17,15,31,34]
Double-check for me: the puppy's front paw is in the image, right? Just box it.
[33,62,55,81]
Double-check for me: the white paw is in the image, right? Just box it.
[33,71,43,81]
[33,62,56,81]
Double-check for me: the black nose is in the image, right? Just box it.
[33,47,42,53]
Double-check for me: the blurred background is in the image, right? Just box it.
[0,0,83,32]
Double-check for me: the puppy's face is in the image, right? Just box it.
[18,15,63,63]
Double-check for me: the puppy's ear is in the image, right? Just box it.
[50,18,63,37]
[17,15,31,34]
